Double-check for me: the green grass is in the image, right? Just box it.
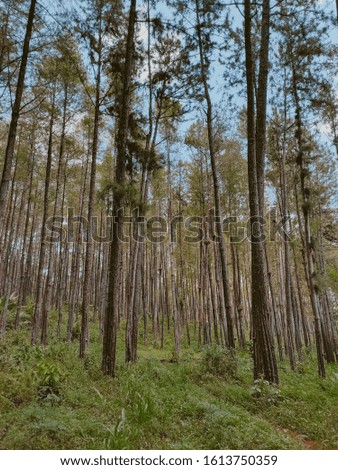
[0,321,337,450]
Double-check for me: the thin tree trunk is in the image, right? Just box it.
[80,4,102,358]
[102,0,137,376]
[31,86,56,344]
[41,86,68,345]
[195,0,235,350]
[0,0,37,218]
[291,64,326,378]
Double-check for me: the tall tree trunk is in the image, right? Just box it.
[41,86,68,345]
[195,0,235,350]
[166,141,181,355]
[244,0,278,384]
[80,3,102,358]
[15,132,36,329]
[0,0,37,219]
[280,133,296,370]
[291,64,326,378]
[102,0,137,376]
[31,86,56,344]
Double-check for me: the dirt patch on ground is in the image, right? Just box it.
[276,426,337,450]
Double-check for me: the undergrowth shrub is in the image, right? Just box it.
[1,296,35,331]
[71,322,81,340]
[35,359,65,401]
[201,346,238,380]
[13,344,45,368]
[0,370,36,405]
[122,369,156,426]
[249,379,283,406]
[126,384,155,425]
[103,408,130,449]
[84,354,102,380]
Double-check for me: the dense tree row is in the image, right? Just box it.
[0,0,337,383]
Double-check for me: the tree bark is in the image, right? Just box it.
[195,0,235,350]
[31,86,56,344]
[291,63,326,378]
[102,0,137,376]
[80,2,102,358]
[0,0,37,219]
[244,0,279,384]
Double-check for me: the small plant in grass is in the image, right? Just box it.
[133,391,154,424]
[151,339,160,349]
[125,378,155,425]
[170,350,179,363]
[103,409,131,449]
[295,361,308,375]
[84,354,102,380]
[1,295,20,330]
[71,321,81,340]
[19,297,35,329]
[25,297,35,316]
[12,344,45,369]
[35,359,65,401]
[294,352,313,375]
[249,378,283,406]
[202,345,238,380]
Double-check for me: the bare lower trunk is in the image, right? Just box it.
[31,87,56,344]
[80,7,102,358]
[244,0,278,384]
[292,65,326,378]
[195,0,235,349]
[102,0,136,376]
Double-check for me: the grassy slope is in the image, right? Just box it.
[0,320,337,450]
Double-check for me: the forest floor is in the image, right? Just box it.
[0,317,337,450]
